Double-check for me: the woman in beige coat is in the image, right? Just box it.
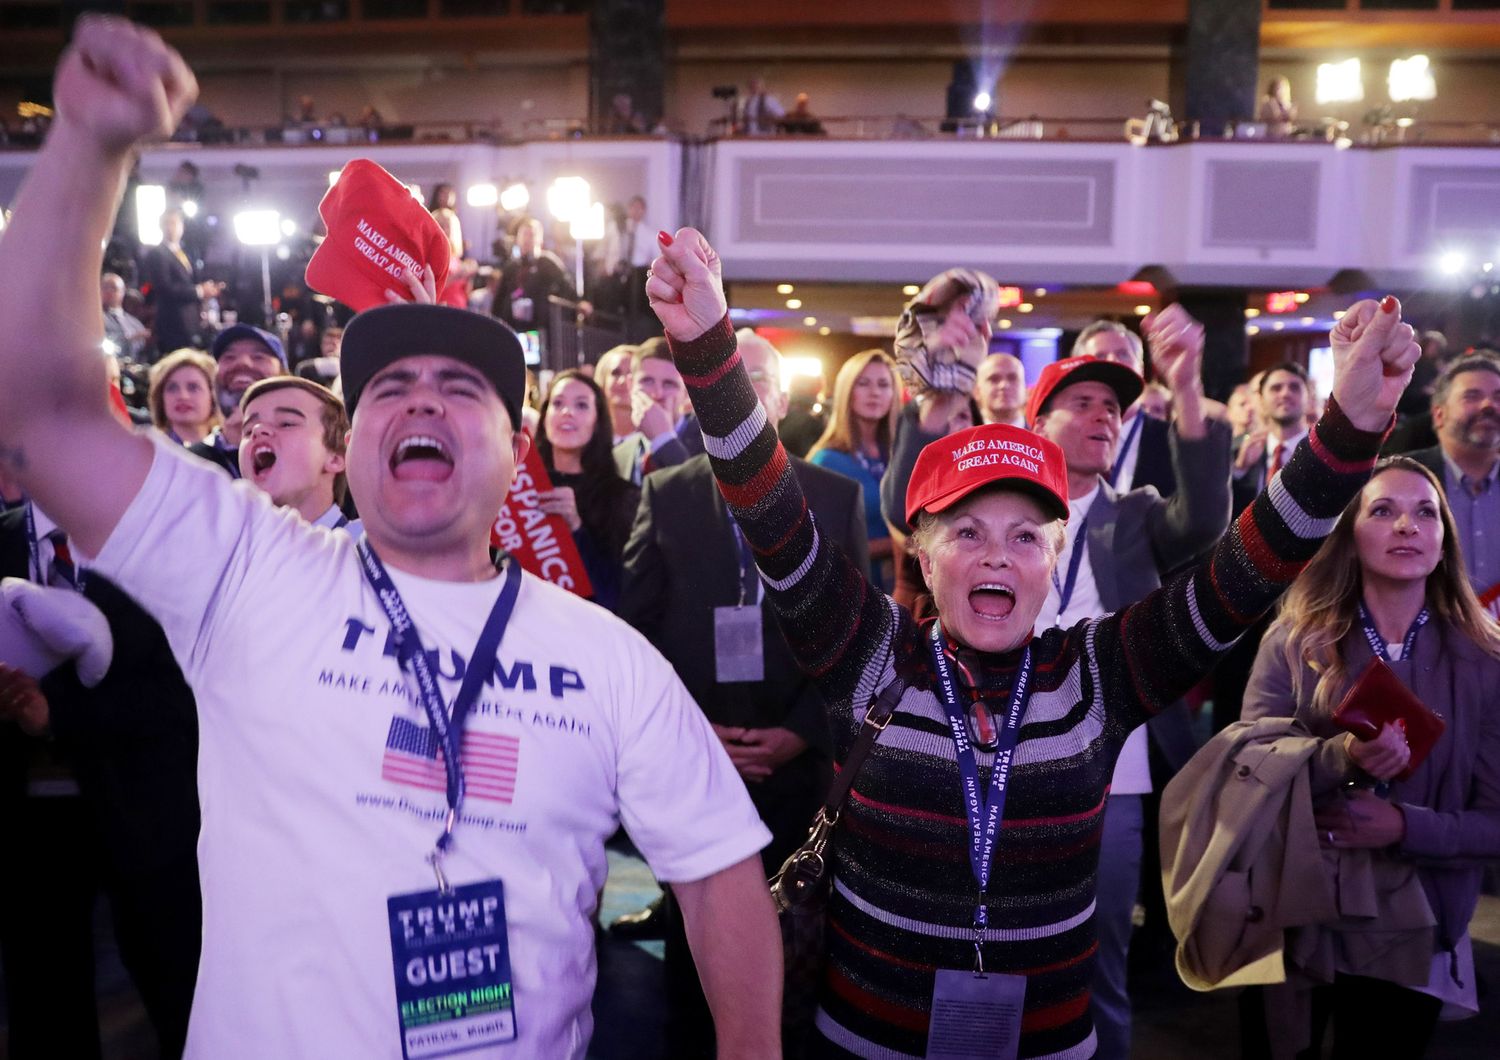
[1242,455,1500,1058]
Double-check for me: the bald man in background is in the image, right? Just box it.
[974,352,1027,427]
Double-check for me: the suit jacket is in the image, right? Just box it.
[617,454,867,850]
[1082,416,1233,770]
[611,414,703,482]
[141,243,202,353]
[1405,444,1447,486]
[1128,412,1177,499]
[0,508,202,883]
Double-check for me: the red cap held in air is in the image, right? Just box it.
[305,160,452,313]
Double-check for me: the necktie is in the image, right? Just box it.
[624,224,636,269]
[47,530,78,589]
[1268,442,1286,482]
[172,246,192,272]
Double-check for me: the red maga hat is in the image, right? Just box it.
[305,159,451,313]
[1023,355,1144,429]
[905,423,1070,526]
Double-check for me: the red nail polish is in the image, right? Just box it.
[1380,295,1398,314]
[657,230,674,247]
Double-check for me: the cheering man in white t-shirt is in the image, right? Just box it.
[0,17,780,1060]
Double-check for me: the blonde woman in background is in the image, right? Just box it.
[147,348,220,446]
[807,348,900,589]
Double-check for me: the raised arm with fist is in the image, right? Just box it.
[1329,296,1420,431]
[53,16,198,156]
[645,229,729,343]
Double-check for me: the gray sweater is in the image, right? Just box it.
[1244,617,1500,953]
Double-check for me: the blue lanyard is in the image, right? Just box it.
[356,538,523,888]
[727,518,761,606]
[1049,515,1088,617]
[1108,413,1145,488]
[1357,602,1429,662]
[928,621,1032,971]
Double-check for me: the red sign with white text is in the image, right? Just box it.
[489,442,594,599]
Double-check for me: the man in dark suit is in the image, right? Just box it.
[0,503,201,1058]
[1401,352,1500,605]
[1230,361,1311,518]
[141,208,217,357]
[1072,319,1178,498]
[618,329,868,1057]
[611,339,705,483]
[1029,310,1230,1060]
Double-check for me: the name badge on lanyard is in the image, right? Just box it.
[925,622,1031,1060]
[357,539,524,1056]
[714,519,764,683]
[388,880,517,1058]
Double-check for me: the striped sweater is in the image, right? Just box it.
[670,316,1385,1060]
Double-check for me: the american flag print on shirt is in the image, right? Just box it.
[381,716,520,804]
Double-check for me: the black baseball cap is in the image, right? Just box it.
[340,304,526,428]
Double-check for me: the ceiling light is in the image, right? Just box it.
[1017,303,1034,313]
[803,316,817,326]
[1244,308,1261,318]
[777,283,795,294]
[499,183,530,212]
[902,284,920,296]
[1316,59,1364,105]
[1133,305,1151,316]
[786,298,802,309]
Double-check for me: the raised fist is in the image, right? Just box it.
[53,15,198,154]
[1144,304,1204,395]
[646,228,728,343]
[1328,297,1421,432]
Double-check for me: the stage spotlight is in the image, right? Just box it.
[466,183,500,208]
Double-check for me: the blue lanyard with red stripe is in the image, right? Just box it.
[928,621,1032,971]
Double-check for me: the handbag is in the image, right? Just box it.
[1331,656,1446,781]
[771,677,905,1056]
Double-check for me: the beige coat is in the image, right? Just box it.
[1160,716,1434,995]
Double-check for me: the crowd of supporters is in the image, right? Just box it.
[3,17,1500,1060]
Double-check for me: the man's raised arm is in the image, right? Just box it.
[0,17,197,554]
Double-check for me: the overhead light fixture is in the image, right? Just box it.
[998,319,1012,329]
[1301,316,1315,325]
[1017,302,1034,313]
[499,183,530,212]
[1133,304,1151,316]
[902,284,920,296]
[1272,321,1286,331]
[546,176,591,223]
[466,183,500,208]
[1034,287,1047,297]
[1316,59,1364,105]
[181,200,199,219]
[1247,325,1261,336]
[803,316,817,326]
[1245,308,1261,319]
[280,218,298,237]
[973,91,992,113]
[777,283,795,295]
[818,326,831,336]
[233,209,282,247]
[1294,292,1310,304]
[786,298,803,309]
[1333,310,1346,320]
[1389,55,1435,103]
[135,184,167,246]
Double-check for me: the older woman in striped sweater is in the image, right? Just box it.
[647,229,1419,1060]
